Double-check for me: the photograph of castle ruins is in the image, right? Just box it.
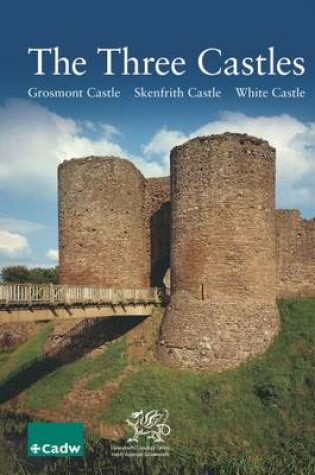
[0,0,314,472]
[0,129,314,473]
[58,133,315,371]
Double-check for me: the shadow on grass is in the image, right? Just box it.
[0,358,60,404]
[0,315,146,404]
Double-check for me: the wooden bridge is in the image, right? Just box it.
[0,284,160,323]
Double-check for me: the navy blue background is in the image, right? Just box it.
[0,0,314,121]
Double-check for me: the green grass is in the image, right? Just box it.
[0,300,315,473]
[0,323,52,385]
[0,436,19,474]
[24,338,127,410]
[0,348,13,366]
[101,299,315,470]
[87,338,126,390]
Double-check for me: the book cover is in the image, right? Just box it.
[0,1,314,473]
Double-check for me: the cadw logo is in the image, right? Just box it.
[27,422,84,457]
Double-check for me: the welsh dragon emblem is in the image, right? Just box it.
[126,409,171,443]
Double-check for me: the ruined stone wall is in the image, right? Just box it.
[144,177,170,286]
[157,133,280,371]
[0,322,45,349]
[276,210,315,298]
[58,157,148,288]
[57,135,314,373]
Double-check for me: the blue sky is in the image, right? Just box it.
[0,0,314,270]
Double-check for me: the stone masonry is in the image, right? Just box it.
[58,133,315,372]
[157,134,280,370]
[58,157,170,288]
[144,178,170,287]
[276,210,315,297]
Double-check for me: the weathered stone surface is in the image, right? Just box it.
[276,210,315,298]
[58,158,170,289]
[57,132,315,373]
[58,157,148,288]
[144,177,170,286]
[0,322,45,348]
[158,296,279,371]
[157,133,280,370]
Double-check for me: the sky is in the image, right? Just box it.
[0,0,314,270]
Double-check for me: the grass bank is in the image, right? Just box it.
[0,299,314,473]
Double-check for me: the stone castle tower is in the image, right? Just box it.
[58,133,315,372]
[157,134,279,370]
[58,157,170,289]
[58,157,148,288]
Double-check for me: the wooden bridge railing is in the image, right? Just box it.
[0,284,159,307]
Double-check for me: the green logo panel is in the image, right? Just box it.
[27,422,84,457]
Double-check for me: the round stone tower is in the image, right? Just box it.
[58,157,148,288]
[157,133,280,371]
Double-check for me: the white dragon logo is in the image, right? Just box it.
[126,409,171,443]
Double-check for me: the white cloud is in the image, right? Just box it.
[100,123,121,139]
[0,101,313,213]
[0,230,29,256]
[141,127,186,173]
[0,99,165,198]
[143,112,315,212]
[143,127,186,157]
[0,217,45,234]
[46,249,59,262]
[0,217,47,267]
[193,112,314,191]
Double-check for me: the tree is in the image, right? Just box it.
[0,266,59,284]
[29,267,59,284]
[0,266,30,283]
